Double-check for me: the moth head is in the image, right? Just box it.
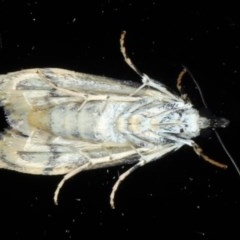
[210,117,230,129]
[198,116,230,130]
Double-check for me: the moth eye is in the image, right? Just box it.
[180,128,184,133]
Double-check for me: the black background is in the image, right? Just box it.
[0,1,239,239]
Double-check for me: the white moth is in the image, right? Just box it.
[0,31,231,208]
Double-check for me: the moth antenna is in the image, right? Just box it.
[183,66,240,176]
[214,130,240,176]
[182,66,209,108]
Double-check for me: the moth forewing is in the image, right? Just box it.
[0,31,230,208]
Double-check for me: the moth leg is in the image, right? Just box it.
[110,143,180,209]
[120,31,150,96]
[129,143,147,158]
[120,31,150,94]
[77,95,90,111]
[120,31,177,99]
[78,95,112,113]
[129,73,178,100]
[101,95,111,113]
[192,143,228,169]
[120,31,142,77]
[110,160,146,209]
[54,162,91,205]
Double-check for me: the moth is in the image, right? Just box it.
[0,31,233,208]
